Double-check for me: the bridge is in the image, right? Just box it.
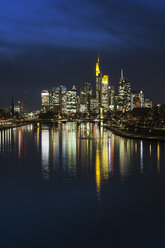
[0,117,106,129]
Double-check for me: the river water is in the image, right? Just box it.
[0,123,165,247]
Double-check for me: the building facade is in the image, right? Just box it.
[41,90,49,113]
[96,55,109,112]
[144,99,152,108]
[80,82,92,114]
[118,70,131,112]
[131,90,144,110]
[109,85,115,111]
[66,85,77,113]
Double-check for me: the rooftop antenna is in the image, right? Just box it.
[121,68,124,78]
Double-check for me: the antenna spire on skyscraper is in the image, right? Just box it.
[121,68,124,78]
[98,52,99,62]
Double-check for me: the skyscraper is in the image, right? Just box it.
[41,90,49,113]
[49,87,56,111]
[96,55,109,112]
[80,82,92,114]
[59,86,67,114]
[131,90,144,110]
[96,54,102,107]
[66,85,77,114]
[118,69,131,112]
[109,85,115,111]
[101,75,109,111]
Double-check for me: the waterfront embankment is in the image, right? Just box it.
[106,124,165,141]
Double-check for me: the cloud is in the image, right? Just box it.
[0,0,165,107]
[0,0,165,55]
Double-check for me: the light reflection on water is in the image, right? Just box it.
[1,123,165,247]
[0,123,165,198]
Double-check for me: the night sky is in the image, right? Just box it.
[0,0,165,110]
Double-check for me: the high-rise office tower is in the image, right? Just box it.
[59,86,67,114]
[118,69,131,112]
[96,55,109,111]
[131,90,144,110]
[109,85,115,111]
[53,87,60,113]
[80,82,92,114]
[96,54,102,106]
[90,97,98,113]
[101,75,109,111]
[66,85,77,113]
[51,86,67,114]
[41,90,49,113]
[49,87,56,111]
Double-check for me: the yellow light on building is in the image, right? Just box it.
[96,55,100,77]
[102,75,109,84]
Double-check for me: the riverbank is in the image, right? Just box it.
[106,124,165,141]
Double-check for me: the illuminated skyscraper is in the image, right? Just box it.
[96,56,109,111]
[49,86,67,114]
[90,97,98,113]
[109,85,115,111]
[96,55,109,112]
[131,90,144,110]
[80,82,92,114]
[96,54,102,106]
[41,90,49,113]
[49,87,56,111]
[102,75,109,111]
[118,69,131,112]
[66,85,77,113]
[53,87,60,113]
[59,86,67,114]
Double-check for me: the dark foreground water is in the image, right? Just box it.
[0,123,165,247]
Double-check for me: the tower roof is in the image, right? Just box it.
[121,68,124,78]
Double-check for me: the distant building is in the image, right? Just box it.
[51,85,68,114]
[53,87,60,113]
[41,90,49,113]
[80,82,92,114]
[66,85,77,113]
[131,90,144,110]
[59,86,67,114]
[144,98,152,108]
[90,97,98,113]
[10,96,14,116]
[77,96,80,113]
[49,87,56,111]
[118,69,131,112]
[109,85,115,111]
[80,104,88,114]
[101,75,109,111]
[96,55,109,112]
[14,105,20,113]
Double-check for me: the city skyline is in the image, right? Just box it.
[0,57,154,111]
[40,55,152,116]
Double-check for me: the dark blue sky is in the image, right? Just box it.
[0,0,165,109]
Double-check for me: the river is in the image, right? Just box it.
[0,123,165,247]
